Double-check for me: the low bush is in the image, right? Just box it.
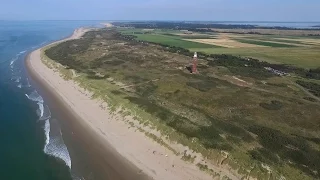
[259,100,283,110]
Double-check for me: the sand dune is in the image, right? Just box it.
[26,28,230,180]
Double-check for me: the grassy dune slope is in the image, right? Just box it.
[44,29,320,180]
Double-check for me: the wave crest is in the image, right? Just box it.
[44,119,72,169]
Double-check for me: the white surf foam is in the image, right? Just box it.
[44,119,72,169]
[26,90,45,119]
[19,50,26,54]
[26,91,72,170]
[15,77,21,83]
[38,102,44,117]
[44,120,50,146]
[17,84,22,88]
[26,78,31,87]
[25,90,44,103]
[10,56,18,66]
[37,105,51,121]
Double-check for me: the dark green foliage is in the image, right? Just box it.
[162,33,179,37]
[45,36,94,71]
[208,55,265,68]
[259,100,283,110]
[110,90,124,95]
[124,75,148,84]
[186,80,217,92]
[185,75,237,91]
[212,119,254,143]
[248,125,320,178]
[207,55,274,79]
[268,83,287,87]
[125,96,236,150]
[226,135,242,145]
[135,83,158,96]
[303,96,317,102]
[197,163,209,171]
[124,96,197,132]
[182,35,216,39]
[296,80,320,97]
[305,68,320,80]
[86,74,107,80]
[236,39,297,47]
[184,104,254,144]
[90,57,125,69]
[297,135,320,144]
[249,148,281,165]
[230,67,274,80]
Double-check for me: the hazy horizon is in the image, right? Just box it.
[1,20,320,23]
[1,0,320,22]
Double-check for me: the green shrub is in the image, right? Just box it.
[259,100,283,110]
[297,80,320,97]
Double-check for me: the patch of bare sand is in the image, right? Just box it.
[101,23,114,28]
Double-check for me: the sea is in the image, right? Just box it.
[0,21,102,180]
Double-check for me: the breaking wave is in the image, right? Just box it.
[37,104,51,121]
[25,91,72,169]
[9,50,25,67]
[44,119,72,169]
[25,90,45,120]
[19,50,26,54]
[10,56,18,66]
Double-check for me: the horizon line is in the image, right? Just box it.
[0,20,320,23]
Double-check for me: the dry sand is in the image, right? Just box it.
[26,28,230,180]
[101,23,114,28]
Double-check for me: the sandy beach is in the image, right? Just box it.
[25,28,221,180]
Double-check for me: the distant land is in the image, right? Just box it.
[115,21,320,29]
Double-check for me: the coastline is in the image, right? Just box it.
[25,28,150,180]
[25,28,219,180]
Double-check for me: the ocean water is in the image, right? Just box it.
[0,21,101,180]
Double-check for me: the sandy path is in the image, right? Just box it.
[27,28,218,180]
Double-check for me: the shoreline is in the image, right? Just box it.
[25,28,220,180]
[25,28,150,180]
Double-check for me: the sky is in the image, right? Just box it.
[0,0,320,21]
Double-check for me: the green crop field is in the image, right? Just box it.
[190,47,320,68]
[248,37,312,45]
[235,39,298,47]
[134,34,222,48]
[118,28,320,68]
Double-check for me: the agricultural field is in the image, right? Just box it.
[45,29,320,180]
[211,28,320,36]
[119,28,320,68]
[119,28,221,48]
